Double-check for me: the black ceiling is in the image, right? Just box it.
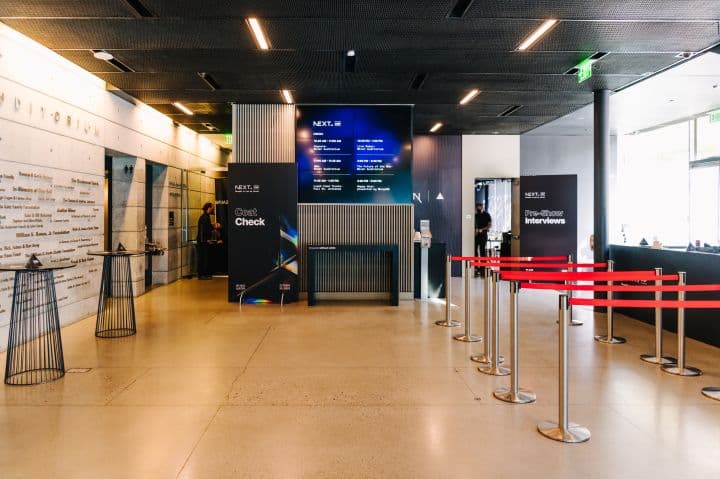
[2,1,720,135]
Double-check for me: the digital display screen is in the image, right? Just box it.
[296,105,413,204]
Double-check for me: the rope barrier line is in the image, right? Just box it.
[500,270,668,282]
[469,262,606,269]
[518,281,700,293]
[450,255,567,262]
[570,298,720,309]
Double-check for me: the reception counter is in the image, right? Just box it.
[609,244,720,347]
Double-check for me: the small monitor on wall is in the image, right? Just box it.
[296,105,413,204]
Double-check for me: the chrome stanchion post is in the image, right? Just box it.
[478,270,509,376]
[701,387,720,401]
[454,261,481,342]
[470,266,496,363]
[594,259,625,344]
[538,294,591,443]
[436,255,460,327]
[641,267,675,364]
[662,272,702,376]
[494,281,535,403]
[566,253,582,326]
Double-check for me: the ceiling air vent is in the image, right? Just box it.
[410,73,428,90]
[448,0,474,18]
[123,0,155,18]
[198,72,221,91]
[498,105,523,117]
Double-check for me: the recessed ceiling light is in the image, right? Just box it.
[246,18,270,50]
[517,19,558,51]
[93,50,114,61]
[172,102,194,115]
[429,122,443,133]
[493,131,499,135]
[281,89,294,104]
[346,50,356,57]
[459,89,480,105]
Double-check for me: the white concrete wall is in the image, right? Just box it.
[461,135,521,256]
[0,23,226,350]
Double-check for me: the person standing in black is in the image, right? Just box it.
[475,203,492,275]
[197,202,215,280]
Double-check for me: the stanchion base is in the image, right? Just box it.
[640,354,676,365]
[435,319,461,327]
[701,387,720,401]
[493,387,536,404]
[453,334,482,342]
[594,335,626,344]
[470,353,504,364]
[478,364,510,376]
[537,421,591,443]
[556,319,584,326]
[661,365,702,376]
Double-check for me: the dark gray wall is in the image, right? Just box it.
[413,135,462,276]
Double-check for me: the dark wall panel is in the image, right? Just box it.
[412,135,462,276]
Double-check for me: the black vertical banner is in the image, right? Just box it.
[228,164,298,303]
[520,175,577,258]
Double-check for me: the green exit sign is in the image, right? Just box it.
[710,110,720,123]
[577,58,593,83]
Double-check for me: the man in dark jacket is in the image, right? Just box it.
[475,203,492,276]
[197,202,215,279]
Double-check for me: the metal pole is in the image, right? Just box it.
[436,255,460,327]
[494,281,535,403]
[538,294,591,443]
[641,268,675,364]
[478,270,509,376]
[454,261,481,342]
[702,387,720,401]
[565,253,583,326]
[662,272,701,376]
[594,259,625,344]
[470,266,495,363]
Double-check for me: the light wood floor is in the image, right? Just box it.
[1,277,718,478]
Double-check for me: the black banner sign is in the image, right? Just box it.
[520,174,577,258]
[228,164,298,303]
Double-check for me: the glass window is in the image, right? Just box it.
[697,115,720,159]
[615,121,690,246]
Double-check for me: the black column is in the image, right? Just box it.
[594,90,610,264]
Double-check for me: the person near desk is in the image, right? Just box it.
[196,202,214,280]
[475,203,492,275]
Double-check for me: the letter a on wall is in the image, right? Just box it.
[228,163,298,303]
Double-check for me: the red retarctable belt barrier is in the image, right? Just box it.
[571,298,720,309]
[470,262,606,269]
[519,279,686,292]
[450,255,567,262]
[500,270,668,282]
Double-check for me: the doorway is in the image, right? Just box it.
[474,178,517,256]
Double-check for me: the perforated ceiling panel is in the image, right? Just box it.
[2,1,719,134]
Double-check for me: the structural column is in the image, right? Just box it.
[593,90,610,265]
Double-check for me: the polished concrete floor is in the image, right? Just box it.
[1,277,719,478]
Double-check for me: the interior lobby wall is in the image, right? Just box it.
[461,135,521,257]
[0,23,226,351]
[520,134,618,261]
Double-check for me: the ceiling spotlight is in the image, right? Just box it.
[281,89,294,104]
[429,122,443,133]
[247,17,270,50]
[459,88,480,105]
[172,102,194,115]
[517,19,558,51]
[92,50,114,61]
[346,50,356,57]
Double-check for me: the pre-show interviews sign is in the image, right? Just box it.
[520,174,577,258]
[227,164,298,303]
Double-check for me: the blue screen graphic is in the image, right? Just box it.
[296,106,413,204]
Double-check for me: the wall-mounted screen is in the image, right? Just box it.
[296,105,413,204]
